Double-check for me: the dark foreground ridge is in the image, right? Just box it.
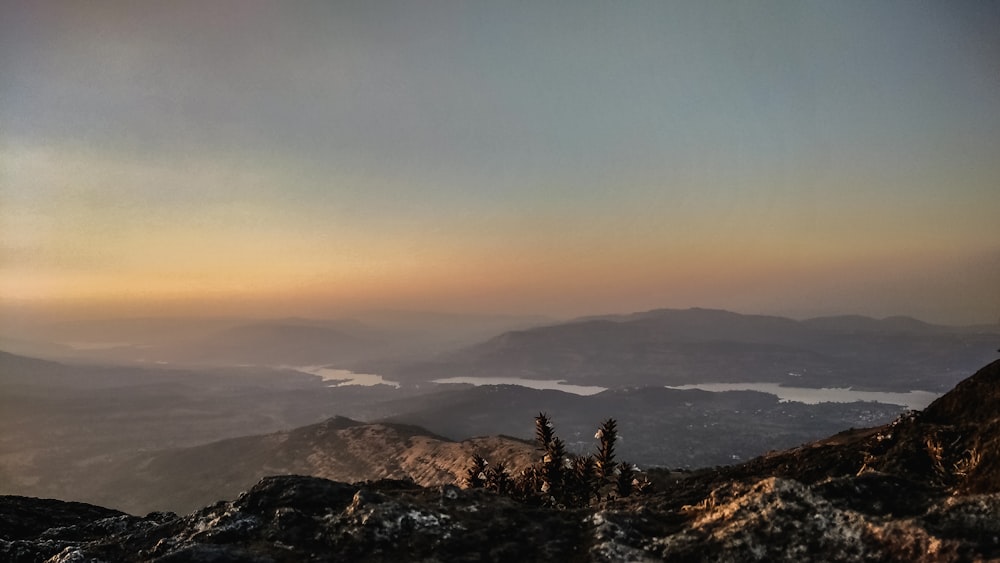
[3,360,1000,562]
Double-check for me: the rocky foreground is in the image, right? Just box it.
[3,360,999,562]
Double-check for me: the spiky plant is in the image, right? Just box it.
[461,414,646,508]
[485,461,513,495]
[615,461,636,498]
[510,465,543,504]
[594,418,618,482]
[535,412,555,450]
[567,455,597,506]
[464,454,489,489]
[541,436,568,501]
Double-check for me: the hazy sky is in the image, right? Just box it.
[2,1,999,324]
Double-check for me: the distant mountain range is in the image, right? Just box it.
[6,309,995,392]
[2,311,549,367]
[380,308,1000,392]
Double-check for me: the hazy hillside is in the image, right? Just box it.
[0,351,433,504]
[165,322,385,365]
[68,417,538,515]
[382,308,1000,392]
[3,312,549,368]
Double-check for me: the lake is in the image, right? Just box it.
[431,376,608,396]
[292,367,941,408]
[295,366,401,388]
[665,382,940,410]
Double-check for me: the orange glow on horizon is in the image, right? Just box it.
[3,237,987,325]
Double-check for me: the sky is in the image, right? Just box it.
[2,1,999,325]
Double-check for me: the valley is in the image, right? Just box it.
[4,358,1000,562]
[1,308,996,518]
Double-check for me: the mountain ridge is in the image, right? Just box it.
[381,308,999,392]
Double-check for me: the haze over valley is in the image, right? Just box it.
[2,307,998,517]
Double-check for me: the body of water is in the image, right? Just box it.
[665,382,940,410]
[294,366,940,408]
[295,366,401,388]
[431,376,607,396]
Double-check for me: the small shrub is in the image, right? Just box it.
[595,418,618,482]
[485,461,513,494]
[535,412,556,450]
[465,454,489,489]
[615,462,635,497]
[463,414,649,509]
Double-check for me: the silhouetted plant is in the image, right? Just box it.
[462,413,648,508]
[594,418,618,482]
[535,412,555,450]
[485,461,513,495]
[615,462,635,497]
[509,465,543,503]
[541,436,567,503]
[567,455,597,505]
[465,454,489,489]
[533,413,573,504]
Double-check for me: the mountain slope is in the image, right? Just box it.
[687,358,1000,499]
[75,417,537,515]
[0,350,437,508]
